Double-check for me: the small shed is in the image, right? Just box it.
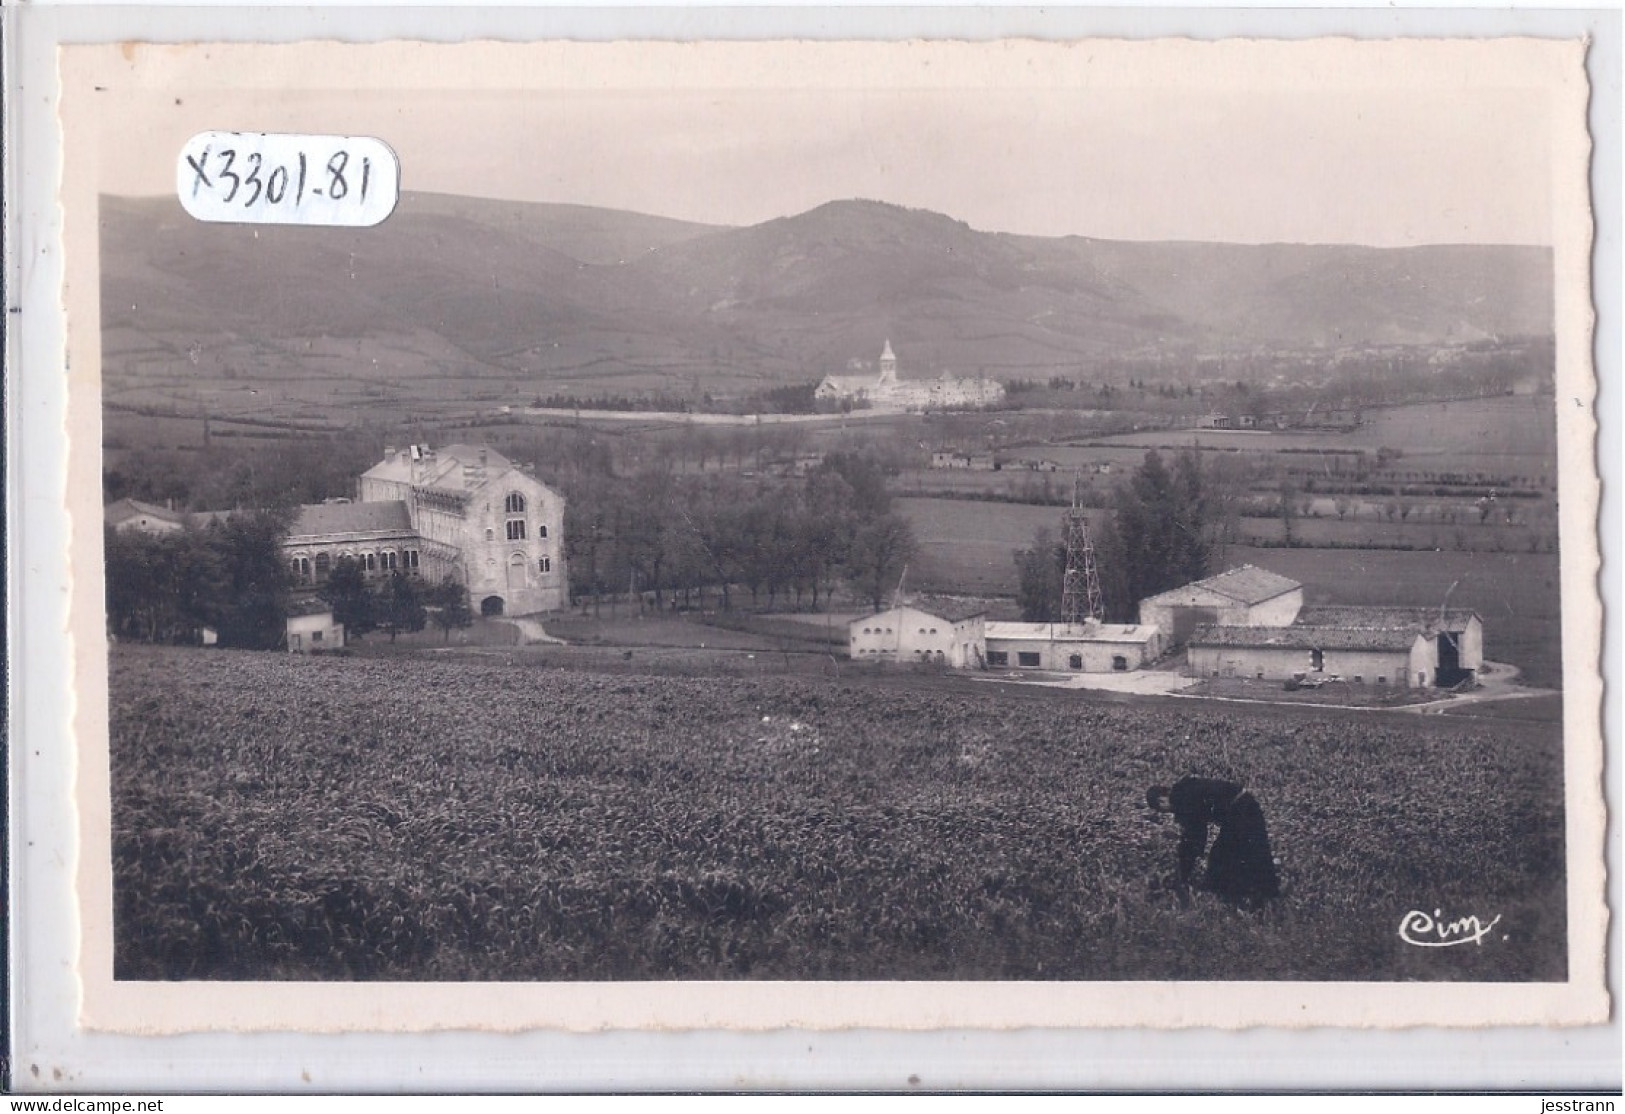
[848,602,986,668]
[286,599,345,653]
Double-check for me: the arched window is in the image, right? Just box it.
[314,552,331,578]
[485,528,495,542]
[505,492,526,514]
[506,520,527,541]
[538,556,552,573]
[364,552,376,572]
[538,524,548,539]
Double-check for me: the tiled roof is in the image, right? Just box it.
[1141,565,1301,609]
[361,444,516,491]
[104,498,185,526]
[1295,606,1480,634]
[1190,565,1302,605]
[288,501,413,538]
[852,600,986,626]
[1189,624,1421,652]
[286,597,336,618]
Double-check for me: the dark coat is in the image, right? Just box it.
[1163,776,1280,903]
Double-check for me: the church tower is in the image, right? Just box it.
[878,339,898,385]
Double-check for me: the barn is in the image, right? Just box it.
[983,620,1163,672]
[1187,606,1484,689]
[1138,565,1304,647]
[848,602,987,667]
[1187,625,1430,687]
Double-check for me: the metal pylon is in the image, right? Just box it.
[1060,475,1103,624]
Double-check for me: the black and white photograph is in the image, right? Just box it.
[51,34,1605,1034]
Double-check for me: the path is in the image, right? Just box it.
[509,616,567,645]
[970,659,1554,713]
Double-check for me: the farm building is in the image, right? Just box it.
[1139,565,1305,647]
[1186,606,1483,689]
[358,444,568,616]
[815,341,1005,412]
[983,620,1163,672]
[848,602,987,667]
[286,599,343,653]
[104,497,187,535]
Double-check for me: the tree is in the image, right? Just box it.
[427,576,474,642]
[1103,450,1213,617]
[319,556,375,640]
[206,510,294,649]
[845,512,918,612]
[377,572,427,642]
[1013,527,1065,622]
[1277,477,1300,545]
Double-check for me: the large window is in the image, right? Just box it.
[1017,651,1041,667]
[505,492,526,514]
[506,519,527,541]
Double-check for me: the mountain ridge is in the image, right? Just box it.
[99,192,1554,404]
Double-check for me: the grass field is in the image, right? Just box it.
[111,645,1565,983]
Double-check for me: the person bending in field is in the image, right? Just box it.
[1147,776,1280,906]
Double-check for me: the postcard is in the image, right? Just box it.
[44,35,1605,1036]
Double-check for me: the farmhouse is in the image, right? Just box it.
[848,601,987,667]
[983,620,1163,672]
[104,497,187,535]
[815,341,1005,412]
[1139,565,1305,647]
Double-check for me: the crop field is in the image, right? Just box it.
[1090,396,1557,482]
[112,645,1564,982]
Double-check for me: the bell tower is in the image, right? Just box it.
[878,339,898,384]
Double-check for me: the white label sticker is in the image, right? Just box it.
[176,132,399,227]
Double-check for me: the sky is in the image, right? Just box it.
[84,40,1565,246]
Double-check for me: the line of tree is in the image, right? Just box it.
[561,451,917,613]
[1014,449,1221,624]
[104,510,294,648]
[319,560,471,643]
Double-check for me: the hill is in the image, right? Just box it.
[99,192,1553,415]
